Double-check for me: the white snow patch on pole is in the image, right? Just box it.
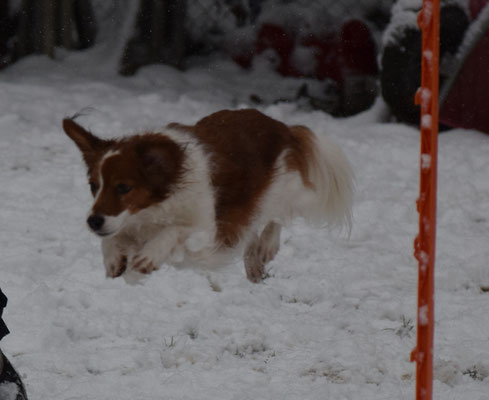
[419,305,429,326]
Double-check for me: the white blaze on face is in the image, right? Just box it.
[88,149,128,237]
[92,149,121,205]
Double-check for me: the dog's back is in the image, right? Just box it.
[170,109,353,248]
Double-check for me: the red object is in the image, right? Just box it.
[340,20,378,76]
[232,48,254,70]
[470,0,488,17]
[301,32,342,82]
[439,1,489,134]
[301,19,378,83]
[255,23,298,76]
[233,19,378,87]
[411,1,440,400]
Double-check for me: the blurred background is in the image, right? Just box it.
[0,0,488,131]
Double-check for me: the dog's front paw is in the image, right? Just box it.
[130,254,160,275]
[102,238,128,278]
[105,254,127,278]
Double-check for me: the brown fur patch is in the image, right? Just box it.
[188,109,310,247]
[285,125,316,189]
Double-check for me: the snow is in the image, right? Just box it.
[422,114,433,129]
[1,49,489,400]
[421,153,432,169]
[423,49,433,65]
[382,0,422,47]
[419,251,429,273]
[0,382,19,400]
[419,87,432,110]
[382,0,471,49]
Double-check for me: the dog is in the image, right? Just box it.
[63,109,353,283]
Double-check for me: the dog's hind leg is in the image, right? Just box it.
[244,221,281,283]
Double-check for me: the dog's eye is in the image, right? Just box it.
[116,183,132,195]
[89,182,99,196]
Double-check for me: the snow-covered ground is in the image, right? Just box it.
[1,51,489,400]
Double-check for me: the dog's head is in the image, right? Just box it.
[63,119,185,237]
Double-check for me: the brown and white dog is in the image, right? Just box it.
[63,109,353,282]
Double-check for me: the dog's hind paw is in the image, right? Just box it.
[244,234,265,283]
[243,222,281,283]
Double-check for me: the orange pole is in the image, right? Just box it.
[411,1,440,400]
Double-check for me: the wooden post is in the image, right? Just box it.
[166,0,186,69]
[151,0,165,58]
[59,0,74,50]
[411,1,440,400]
[40,0,56,58]
[0,0,9,62]
[73,0,97,49]
[17,0,35,57]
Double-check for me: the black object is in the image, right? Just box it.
[381,3,470,125]
[119,0,187,75]
[0,289,28,399]
[0,289,9,341]
[0,351,28,400]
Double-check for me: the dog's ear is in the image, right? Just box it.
[136,137,185,198]
[63,119,109,168]
[63,119,104,153]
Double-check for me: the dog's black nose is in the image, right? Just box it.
[87,214,104,231]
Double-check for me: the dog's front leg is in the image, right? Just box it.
[102,236,129,278]
[129,228,185,275]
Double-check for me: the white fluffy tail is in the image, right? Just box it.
[290,126,354,233]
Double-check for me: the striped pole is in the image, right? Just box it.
[411,1,440,400]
